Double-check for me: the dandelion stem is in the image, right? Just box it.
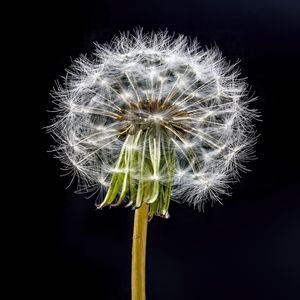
[131,201,149,300]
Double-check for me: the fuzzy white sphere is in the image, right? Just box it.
[49,29,258,215]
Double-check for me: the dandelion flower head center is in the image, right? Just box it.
[117,100,188,136]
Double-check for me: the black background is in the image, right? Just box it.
[25,0,300,299]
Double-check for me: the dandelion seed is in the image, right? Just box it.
[49,29,258,218]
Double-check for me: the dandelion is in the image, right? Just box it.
[48,29,258,300]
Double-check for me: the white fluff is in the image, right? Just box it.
[49,29,258,211]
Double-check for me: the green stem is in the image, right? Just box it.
[131,201,149,300]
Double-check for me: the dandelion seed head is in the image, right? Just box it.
[49,28,258,215]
